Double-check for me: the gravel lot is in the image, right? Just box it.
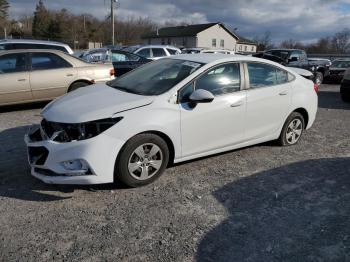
[0,84,349,262]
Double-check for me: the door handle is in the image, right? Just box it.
[17,79,26,82]
[279,90,288,96]
[230,100,244,107]
[66,74,74,77]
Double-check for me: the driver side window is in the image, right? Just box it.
[194,63,240,96]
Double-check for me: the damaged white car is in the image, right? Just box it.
[25,54,318,187]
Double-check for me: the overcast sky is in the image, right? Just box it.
[9,0,350,43]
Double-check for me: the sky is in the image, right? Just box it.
[9,0,350,43]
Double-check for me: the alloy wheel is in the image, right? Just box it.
[285,119,303,145]
[128,143,163,180]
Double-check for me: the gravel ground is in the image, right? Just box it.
[0,84,349,262]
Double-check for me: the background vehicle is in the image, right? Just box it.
[123,45,181,60]
[182,48,204,54]
[0,49,114,106]
[25,54,318,187]
[79,48,112,63]
[201,49,235,54]
[0,39,74,54]
[111,49,151,77]
[254,49,330,85]
[325,59,350,83]
[340,68,350,102]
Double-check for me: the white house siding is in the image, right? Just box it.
[144,36,196,48]
[196,24,237,50]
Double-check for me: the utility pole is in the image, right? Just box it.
[111,0,115,45]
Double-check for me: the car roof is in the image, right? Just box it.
[0,39,69,46]
[0,49,67,54]
[169,54,270,64]
[137,45,180,49]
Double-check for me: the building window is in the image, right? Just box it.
[245,46,247,52]
[220,39,224,48]
[212,39,216,47]
[251,46,254,52]
[239,45,242,51]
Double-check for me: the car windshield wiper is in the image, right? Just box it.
[109,85,148,96]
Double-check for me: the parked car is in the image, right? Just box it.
[182,48,204,54]
[25,54,318,187]
[340,68,350,102]
[123,45,181,60]
[325,59,350,83]
[254,49,330,85]
[201,49,235,54]
[0,49,115,106]
[0,39,74,54]
[111,49,151,77]
[79,48,112,63]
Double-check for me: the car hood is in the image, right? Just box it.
[42,84,154,123]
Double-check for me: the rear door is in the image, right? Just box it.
[29,52,77,100]
[0,52,32,105]
[244,62,292,140]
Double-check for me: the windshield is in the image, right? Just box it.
[107,58,204,96]
[332,60,350,68]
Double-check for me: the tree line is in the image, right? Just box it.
[2,0,350,53]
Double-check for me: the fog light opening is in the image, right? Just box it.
[61,159,92,176]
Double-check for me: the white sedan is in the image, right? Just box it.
[25,54,318,187]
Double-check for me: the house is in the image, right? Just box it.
[142,22,257,54]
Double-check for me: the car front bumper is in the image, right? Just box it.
[25,126,124,185]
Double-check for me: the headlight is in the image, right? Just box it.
[41,117,123,142]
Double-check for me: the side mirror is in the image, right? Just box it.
[189,89,214,103]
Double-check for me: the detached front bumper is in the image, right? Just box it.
[25,126,124,185]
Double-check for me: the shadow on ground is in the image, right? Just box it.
[0,125,122,202]
[197,157,350,262]
[318,89,350,110]
[0,101,49,113]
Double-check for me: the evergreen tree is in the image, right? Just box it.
[0,0,9,19]
[32,0,49,38]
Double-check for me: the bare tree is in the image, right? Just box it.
[254,31,273,51]
[331,28,350,53]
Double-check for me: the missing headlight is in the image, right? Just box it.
[41,117,123,143]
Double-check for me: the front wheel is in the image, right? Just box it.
[115,134,169,187]
[278,112,305,146]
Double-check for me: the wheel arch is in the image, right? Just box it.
[67,79,94,92]
[293,107,309,128]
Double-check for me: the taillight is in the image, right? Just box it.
[314,83,318,93]
[110,69,115,76]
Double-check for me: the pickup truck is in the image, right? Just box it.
[253,49,330,85]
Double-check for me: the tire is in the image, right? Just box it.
[115,134,169,187]
[68,81,90,92]
[278,112,305,146]
[341,92,350,103]
[314,72,323,85]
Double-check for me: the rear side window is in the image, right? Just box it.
[167,48,179,55]
[136,48,151,58]
[31,52,72,70]
[112,52,140,62]
[151,48,166,57]
[195,63,241,96]
[247,63,292,88]
[0,53,27,73]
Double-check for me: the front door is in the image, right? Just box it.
[180,63,246,158]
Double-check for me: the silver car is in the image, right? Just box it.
[0,49,115,106]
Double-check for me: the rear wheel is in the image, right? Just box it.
[278,112,305,146]
[115,134,169,187]
[68,81,90,92]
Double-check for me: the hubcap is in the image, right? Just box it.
[286,119,303,145]
[128,143,163,180]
